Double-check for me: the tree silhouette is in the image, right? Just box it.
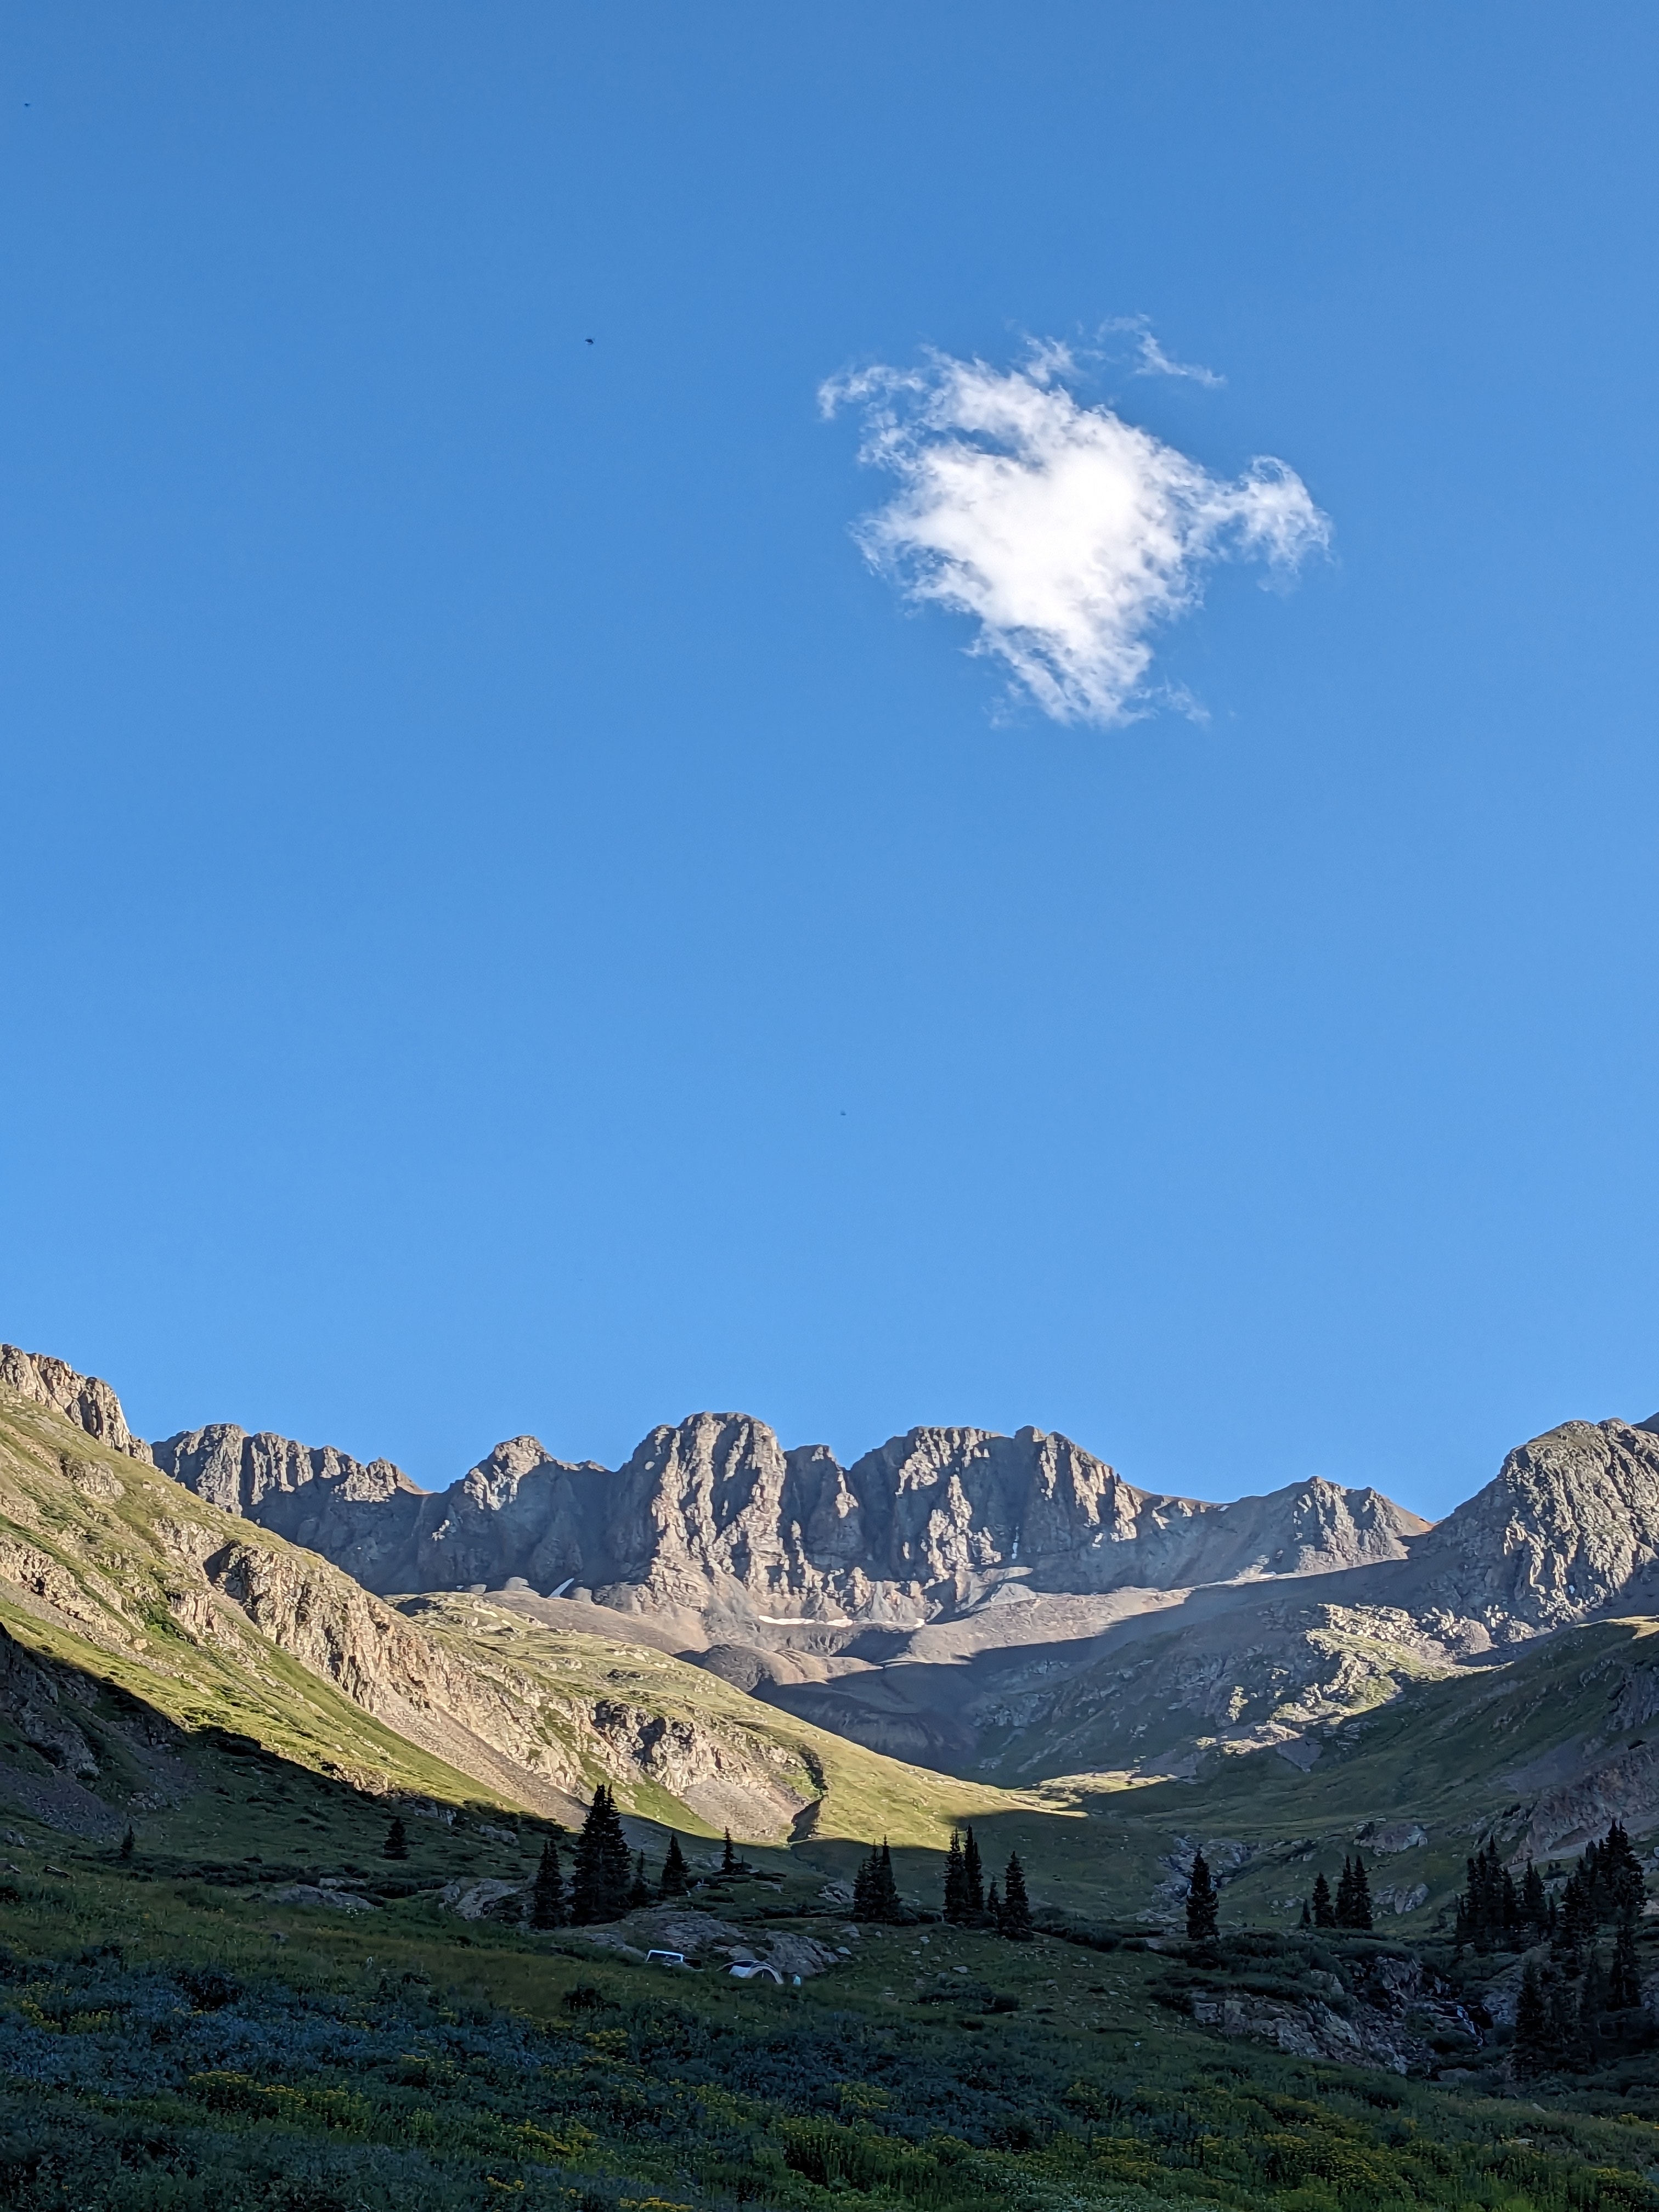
[658,1833,689,1899]
[1185,1849,1219,1945]
[853,1841,902,1922]
[531,1836,566,1929]
[570,1786,632,1923]
[999,1852,1034,1940]
[1335,1853,1372,1930]
[117,1827,134,1861]
[962,1827,986,1921]
[628,1850,652,1909]
[383,1817,409,1861]
[943,1832,968,1923]
[721,1828,738,1876]
[1311,1871,1335,1928]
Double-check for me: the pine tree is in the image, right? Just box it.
[1601,1820,1646,1920]
[1514,1959,1550,2075]
[721,1828,738,1877]
[658,1833,689,1899]
[570,1786,631,1923]
[874,1840,901,1921]
[628,1850,652,1910]
[848,1840,902,1923]
[1000,1852,1034,1941]
[943,1832,968,1923]
[1312,1872,1335,1928]
[1335,1856,1357,1928]
[383,1816,409,1861]
[851,1846,878,1921]
[531,1836,567,1929]
[962,1827,986,1922]
[1185,1850,1220,1945]
[117,1827,134,1861]
[1610,1914,1643,2012]
[986,1877,1001,1929]
[1348,1853,1373,1932]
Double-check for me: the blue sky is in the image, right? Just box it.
[4,5,1657,1517]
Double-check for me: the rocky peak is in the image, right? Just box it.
[151,1424,414,1517]
[1415,1416,1659,1636]
[0,1345,152,1464]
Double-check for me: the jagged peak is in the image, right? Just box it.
[0,1343,151,1464]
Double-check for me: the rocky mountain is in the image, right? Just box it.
[0,1344,151,1464]
[148,1402,1427,1622]
[19,1343,1659,1800]
[0,1368,1017,1844]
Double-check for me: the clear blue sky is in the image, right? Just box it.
[4,5,1657,1519]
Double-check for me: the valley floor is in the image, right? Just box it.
[1,1809,1658,2212]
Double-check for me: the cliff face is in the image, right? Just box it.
[1410,1416,1659,1640]
[0,1382,1005,1841]
[0,1346,151,1464]
[148,1399,1429,1624]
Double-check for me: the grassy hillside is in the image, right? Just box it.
[2,1829,1657,2211]
[0,1389,1039,1861]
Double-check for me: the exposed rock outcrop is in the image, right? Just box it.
[0,1347,151,1464]
[1412,1417,1659,1640]
[152,1402,1429,1628]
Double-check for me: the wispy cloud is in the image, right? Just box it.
[1131,328,1224,388]
[820,345,1329,728]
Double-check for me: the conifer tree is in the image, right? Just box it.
[847,1839,904,1923]
[986,1877,1001,1928]
[570,1785,631,1923]
[1601,1819,1646,1920]
[721,1828,738,1876]
[658,1832,689,1899]
[628,1850,652,1909]
[1312,1871,1335,1928]
[1347,1852,1373,1931]
[943,1832,968,1923]
[1610,1914,1644,2012]
[117,1827,134,1861]
[1185,1850,1220,1945]
[1000,1852,1034,1941]
[1514,1959,1550,2075]
[962,1827,986,1921]
[874,1840,901,1921]
[531,1836,567,1929]
[1335,1856,1357,1927]
[383,1816,409,1861]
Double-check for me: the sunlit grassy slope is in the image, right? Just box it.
[0,1389,1039,1857]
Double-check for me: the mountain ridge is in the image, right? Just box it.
[19,1343,1659,1792]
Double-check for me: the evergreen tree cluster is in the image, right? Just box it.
[935,1827,1032,1939]
[1559,1819,1645,1943]
[852,1839,902,1922]
[1513,1918,1649,2077]
[569,1785,634,1924]
[1455,1821,1645,1957]
[1302,1854,1372,1931]
[530,1809,696,1929]
[1455,1839,1547,1951]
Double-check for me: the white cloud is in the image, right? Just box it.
[820,346,1329,727]
[1132,329,1224,388]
